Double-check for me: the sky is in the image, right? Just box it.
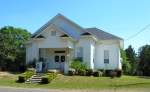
[0,0,150,52]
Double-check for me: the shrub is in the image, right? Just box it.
[104,70,111,77]
[93,71,103,77]
[47,73,57,80]
[17,70,35,83]
[68,70,74,76]
[23,70,35,80]
[80,64,87,71]
[116,70,122,77]
[41,73,57,84]
[73,58,83,62]
[17,76,25,83]
[68,69,75,76]
[97,69,104,72]
[41,77,49,84]
[110,71,117,78]
[70,59,82,70]
[71,59,87,71]
[78,69,86,76]
[120,49,132,75]
[86,69,93,76]
[136,71,143,76]
[70,58,88,75]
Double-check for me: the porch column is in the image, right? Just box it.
[64,48,72,74]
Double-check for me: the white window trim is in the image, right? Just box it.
[104,50,109,64]
[76,47,83,61]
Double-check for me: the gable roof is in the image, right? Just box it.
[31,13,123,41]
[85,28,123,40]
[31,13,84,39]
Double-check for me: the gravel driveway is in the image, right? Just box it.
[0,87,149,92]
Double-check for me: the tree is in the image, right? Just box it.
[138,45,150,76]
[0,26,31,71]
[120,49,131,75]
[125,45,137,75]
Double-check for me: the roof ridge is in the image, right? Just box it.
[32,13,84,38]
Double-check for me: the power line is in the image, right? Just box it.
[125,24,150,41]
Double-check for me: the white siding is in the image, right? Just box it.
[36,25,74,49]
[75,37,95,69]
[26,42,39,63]
[52,17,83,40]
[94,40,121,70]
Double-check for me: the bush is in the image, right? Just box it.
[93,71,103,77]
[47,73,57,80]
[41,73,57,84]
[71,59,87,71]
[71,59,82,70]
[23,70,35,80]
[17,70,35,83]
[17,76,25,83]
[41,77,49,84]
[110,71,117,78]
[97,69,104,72]
[104,70,110,76]
[86,69,93,76]
[68,69,75,76]
[116,70,122,77]
[78,69,86,76]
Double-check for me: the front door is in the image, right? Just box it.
[54,53,65,72]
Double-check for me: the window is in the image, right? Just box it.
[61,56,65,62]
[39,48,42,57]
[55,56,59,62]
[51,31,56,36]
[76,47,83,61]
[104,50,109,64]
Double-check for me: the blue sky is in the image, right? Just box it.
[0,0,150,51]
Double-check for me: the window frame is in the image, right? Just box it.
[76,47,83,61]
[104,50,109,64]
[55,55,59,62]
[61,55,65,62]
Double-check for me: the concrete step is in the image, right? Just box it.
[25,74,43,84]
[32,75,42,77]
[31,78,41,81]
[31,77,42,79]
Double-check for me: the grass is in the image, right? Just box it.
[0,72,150,89]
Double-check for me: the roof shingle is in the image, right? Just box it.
[84,28,123,40]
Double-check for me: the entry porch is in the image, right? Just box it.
[36,48,73,74]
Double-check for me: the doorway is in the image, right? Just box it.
[54,52,65,72]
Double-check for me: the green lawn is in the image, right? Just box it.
[0,73,150,89]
